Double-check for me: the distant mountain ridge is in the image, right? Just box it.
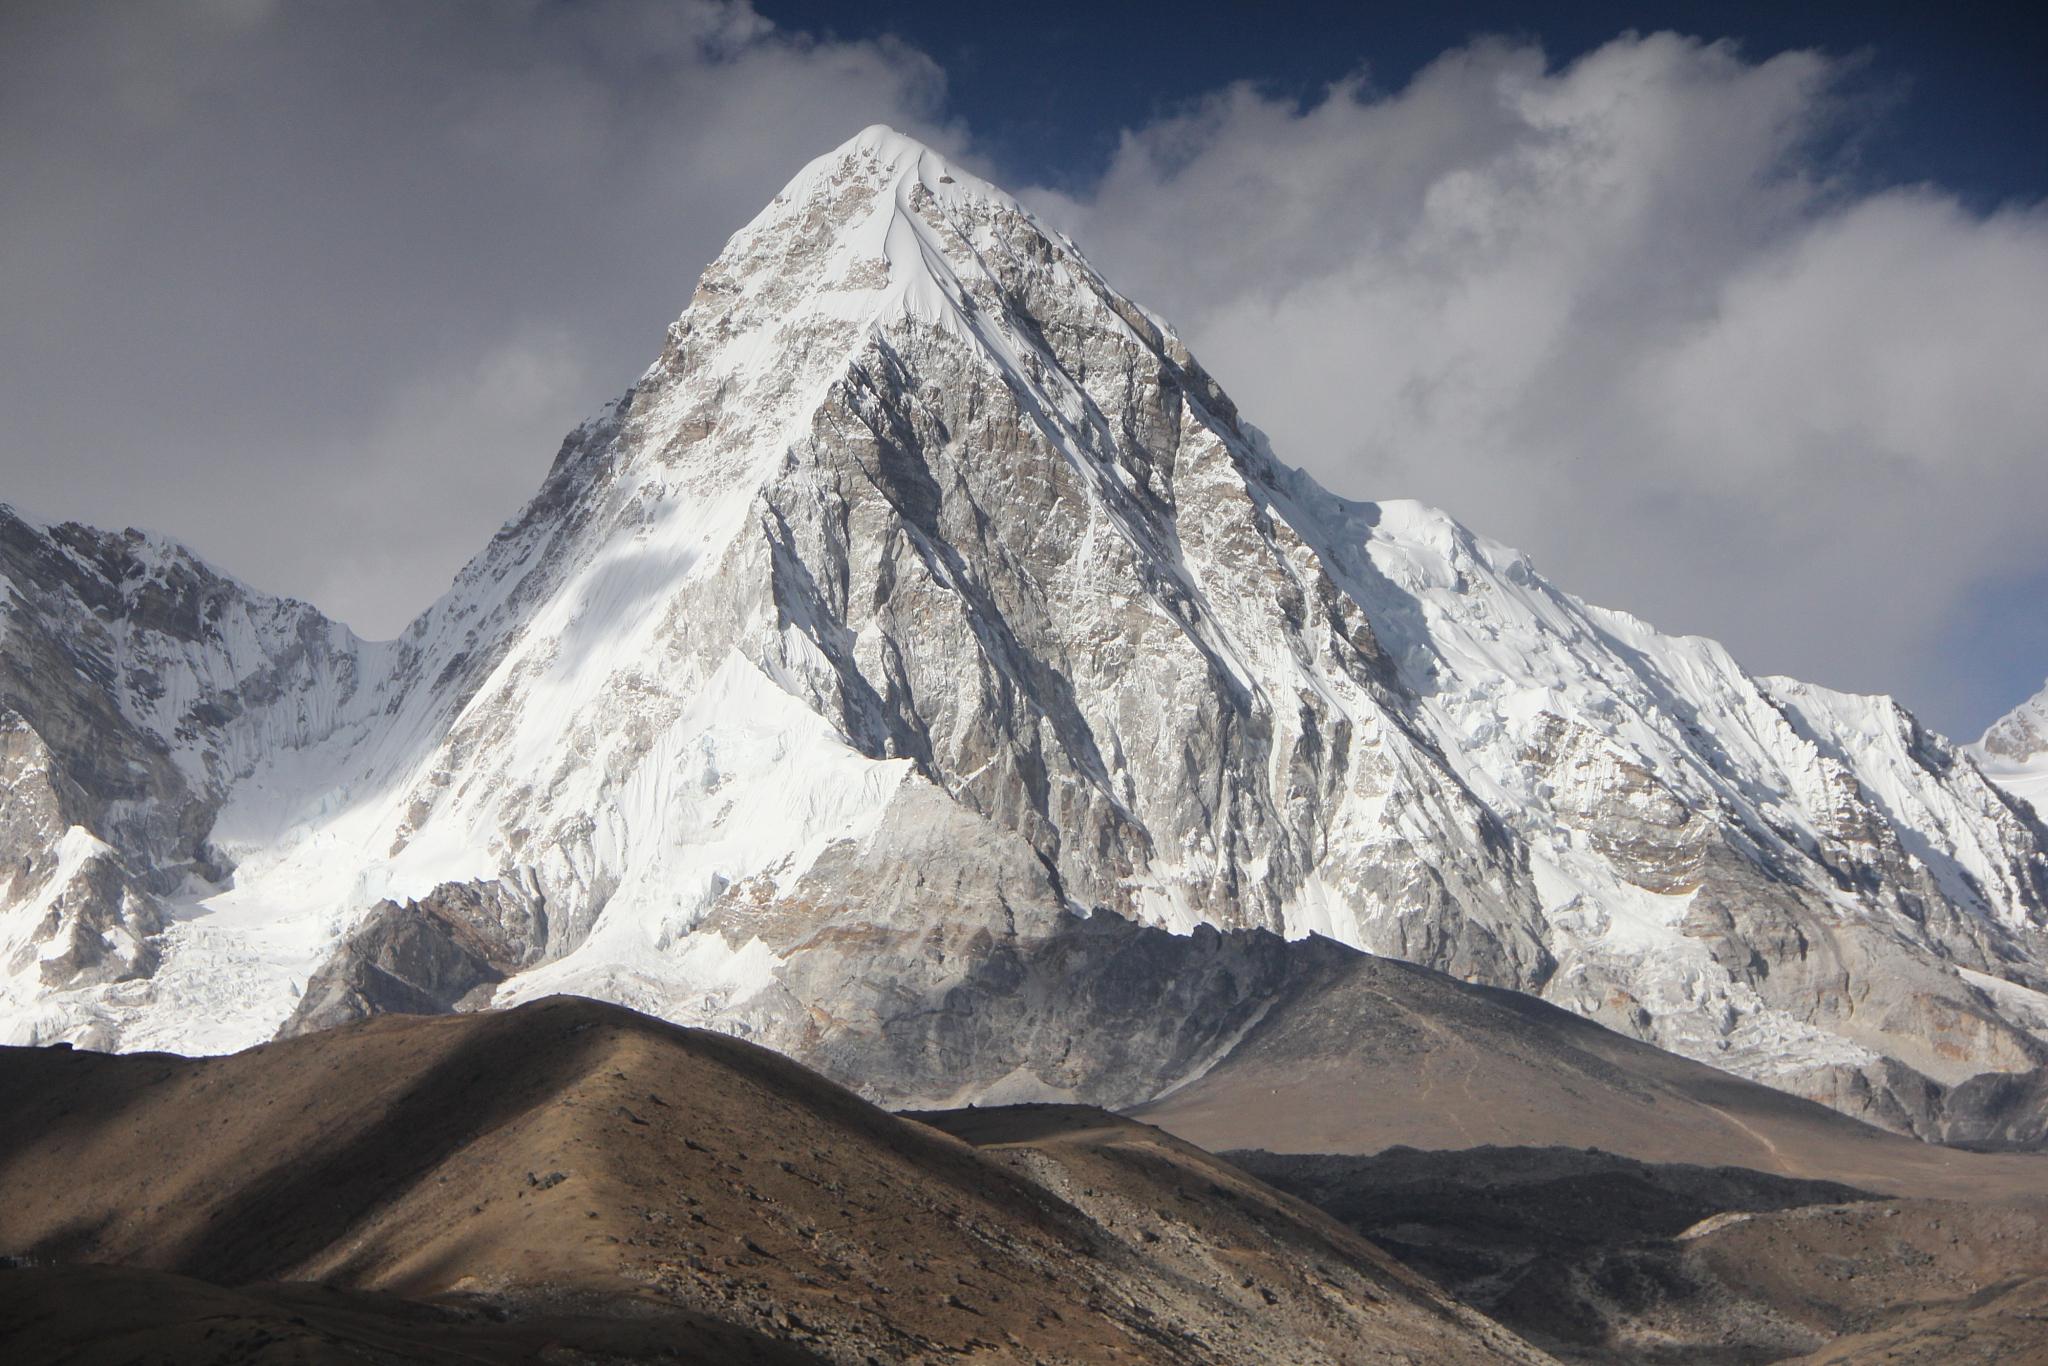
[4,126,2047,1138]
[1973,679,2048,818]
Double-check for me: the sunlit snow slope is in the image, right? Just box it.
[4,127,2047,1134]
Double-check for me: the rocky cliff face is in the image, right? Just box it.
[5,127,2048,1134]
[0,509,381,1045]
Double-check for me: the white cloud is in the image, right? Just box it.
[1037,33,2048,732]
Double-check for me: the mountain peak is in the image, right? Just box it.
[778,123,1013,213]
[712,123,1042,317]
[843,122,955,173]
[1966,684,2048,823]
[1982,679,2048,761]
[9,122,2048,1157]
[631,122,1113,485]
[1974,680,2048,813]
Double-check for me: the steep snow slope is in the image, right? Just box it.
[1974,680,2048,816]
[4,128,2047,1134]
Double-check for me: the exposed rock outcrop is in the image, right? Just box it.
[277,880,548,1038]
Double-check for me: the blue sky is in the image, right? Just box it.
[1,1,2042,736]
[762,1,2048,205]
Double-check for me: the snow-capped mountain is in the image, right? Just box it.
[1973,682,2048,817]
[5,127,2048,1133]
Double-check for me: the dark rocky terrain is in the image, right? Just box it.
[7,995,2048,1362]
[0,996,1545,1365]
[0,1262,821,1366]
[1230,1147,2048,1362]
[915,1113,2048,1363]
[1937,1065,2048,1150]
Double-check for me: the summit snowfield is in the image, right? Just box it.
[4,127,2047,1133]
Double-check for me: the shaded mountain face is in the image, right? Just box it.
[3,126,2048,1130]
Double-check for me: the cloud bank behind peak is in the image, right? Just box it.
[2,10,2043,734]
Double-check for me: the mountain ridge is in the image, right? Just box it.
[0,994,1549,1365]
[1974,678,2048,816]
[3,125,2047,1138]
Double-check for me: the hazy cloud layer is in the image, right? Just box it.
[0,0,958,634]
[2,12,2042,733]
[1035,34,2048,733]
